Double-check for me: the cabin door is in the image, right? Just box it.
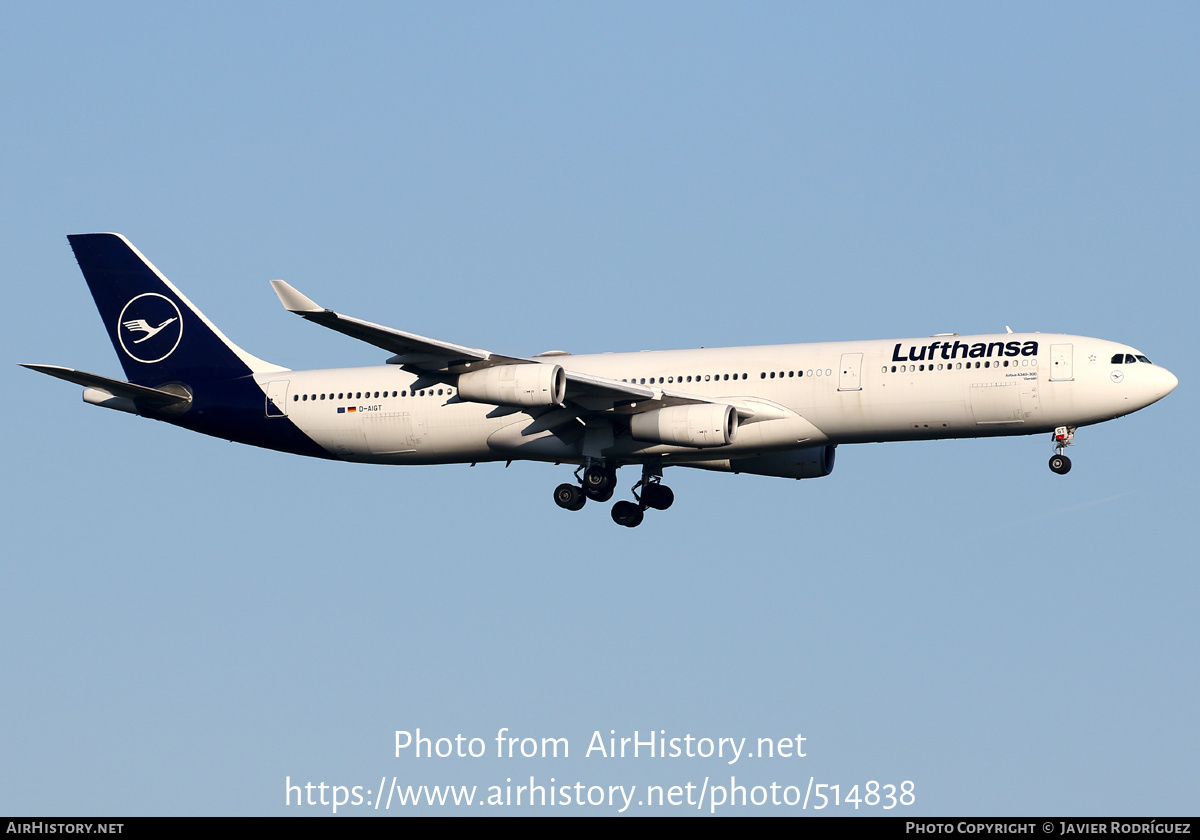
[265,380,290,417]
[1050,344,1074,381]
[838,353,863,391]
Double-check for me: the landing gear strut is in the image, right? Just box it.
[633,465,673,511]
[1049,426,1074,475]
[609,463,674,528]
[638,482,674,511]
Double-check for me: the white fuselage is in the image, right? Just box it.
[255,333,1177,467]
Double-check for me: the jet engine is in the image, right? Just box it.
[629,403,738,448]
[457,363,566,407]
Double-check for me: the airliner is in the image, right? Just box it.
[23,234,1178,527]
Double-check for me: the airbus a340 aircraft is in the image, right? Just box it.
[24,234,1177,527]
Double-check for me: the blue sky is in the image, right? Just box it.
[3,2,1197,815]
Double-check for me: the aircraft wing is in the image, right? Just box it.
[270,280,521,370]
[270,281,755,419]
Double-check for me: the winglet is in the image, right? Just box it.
[270,280,323,313]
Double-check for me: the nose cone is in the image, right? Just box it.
[1152,366,1178,400]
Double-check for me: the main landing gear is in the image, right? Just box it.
[553,464,615,513]
[1049,426,1074,475]
[552,463,674,527]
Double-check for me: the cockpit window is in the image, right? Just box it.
[1113,352,1154,365]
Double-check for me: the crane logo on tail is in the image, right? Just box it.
[117,293,183,363]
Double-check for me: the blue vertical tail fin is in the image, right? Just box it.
[68,233,285,384]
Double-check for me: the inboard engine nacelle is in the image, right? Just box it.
[630,403,738,448]
[457,363,566,407]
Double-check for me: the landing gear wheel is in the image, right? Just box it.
[639,483,674,511]
[584,485,614,503]
[611,500,644,528]
[1049,454,1072,475]
[583,466,616,494]
[1049,426,1075,475]
[554,483,586,511]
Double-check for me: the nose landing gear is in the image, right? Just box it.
[1049,454,1071,474]
[1049,426,1074,475]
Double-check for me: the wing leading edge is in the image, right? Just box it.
[268,281,748,421]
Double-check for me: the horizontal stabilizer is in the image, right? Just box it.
[19,364,191,408]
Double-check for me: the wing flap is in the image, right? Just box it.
[563,369,655,402]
